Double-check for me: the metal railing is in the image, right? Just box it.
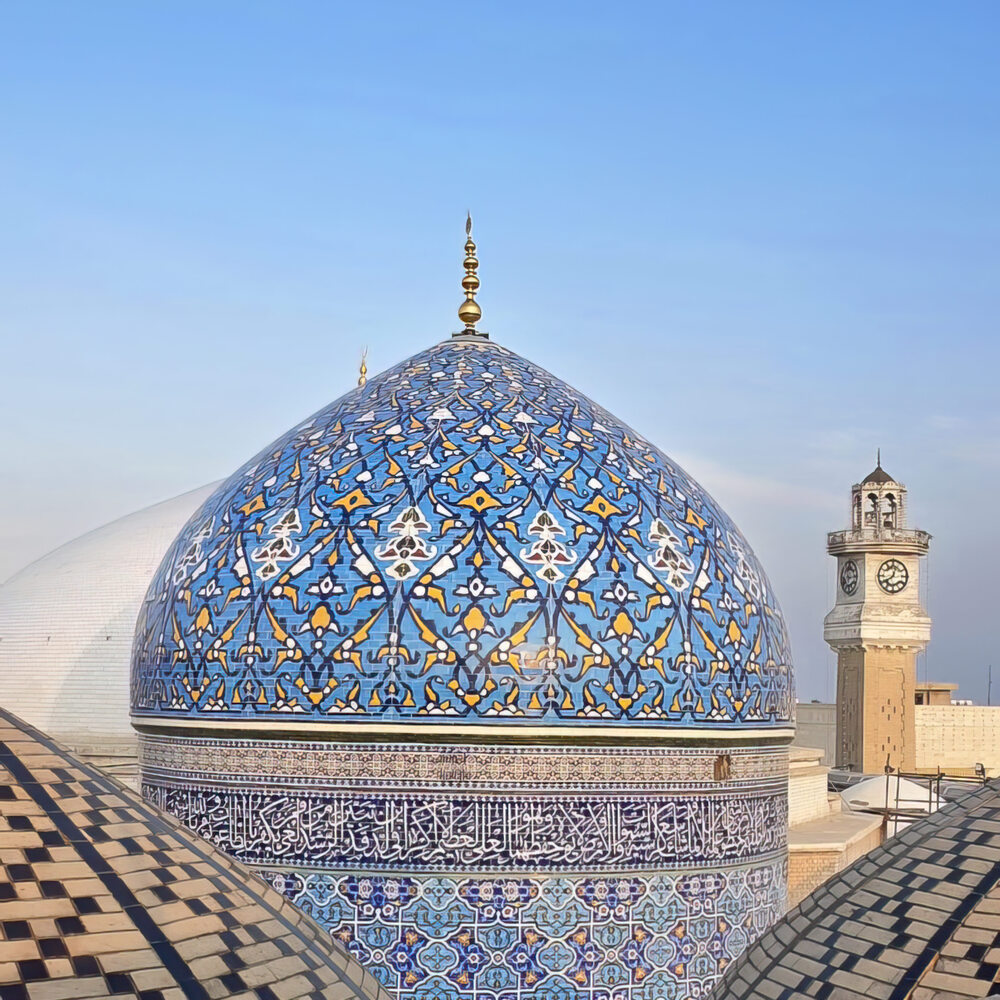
[827,527,932,547]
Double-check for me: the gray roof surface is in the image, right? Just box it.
[714,780,1000,999]
[0,707,385,1000]
[861,463,898,486]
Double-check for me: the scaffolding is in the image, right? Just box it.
[878,758,988,836]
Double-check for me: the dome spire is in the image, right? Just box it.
[456,213,486,338]
[358,347,368,387]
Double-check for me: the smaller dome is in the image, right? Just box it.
[859,450,900,486]
[0,484,216,776]
[860,463,898,486]
[0,707,384,1000]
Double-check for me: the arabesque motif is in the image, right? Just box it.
[256,865,787,1000]
[131,338,792,726]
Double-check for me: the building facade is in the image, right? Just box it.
[131,228,795,1000]
[824,461,931,773]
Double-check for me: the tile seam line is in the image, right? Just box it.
[889,848,1000,999]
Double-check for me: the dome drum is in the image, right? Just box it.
[140,733,789,997]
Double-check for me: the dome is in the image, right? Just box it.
[0,706,384,1000]
[0,484,216,778]
[131,229,795,1000]
[131,337,792,730]
[715,781,1000,999]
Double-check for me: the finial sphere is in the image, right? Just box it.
[458,214,485,336]
[458,299,482,325]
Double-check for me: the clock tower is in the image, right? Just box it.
[824,458,931,773]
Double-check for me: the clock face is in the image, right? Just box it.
[877,558,909,594]
[840,559,859,595]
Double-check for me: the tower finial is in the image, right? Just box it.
[358,347,368,387]
[877,447,881,468]
[457,213,485,336]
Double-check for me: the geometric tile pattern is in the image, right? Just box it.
[131,336,793,728]
[141,738,790,999]
[260,863,788,1000]
[0,707,386,1000]
[715,780,1000,1000]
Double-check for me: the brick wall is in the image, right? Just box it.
[787,821,883,908]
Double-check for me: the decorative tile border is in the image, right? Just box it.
[142,734,789,997]
[139,735,788,791]
[143,782,787,873]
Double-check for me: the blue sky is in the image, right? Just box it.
[1,2,998,701]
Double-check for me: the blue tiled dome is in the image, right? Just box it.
[131,336,793,728]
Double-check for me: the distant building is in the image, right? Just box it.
[915,702,1000,775]
[796,693,1000,777]
[819,464,1000,778]
[914,680,958,705]
[824,460,931,772]
[793,701,837,765]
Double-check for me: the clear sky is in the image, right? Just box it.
[1,2,997,702]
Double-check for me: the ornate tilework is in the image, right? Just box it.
[257,865,787,1000]
[140,739,788,998]
[132,331,796,998]
[131,338,793,728]
[143,785,787,871]
[139,735,789,789]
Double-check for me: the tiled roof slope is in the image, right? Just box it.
[0,708,385,1000]
[714,780,1000,999]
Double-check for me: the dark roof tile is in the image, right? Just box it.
[715,780,1000,998]
[0,708,386,1000]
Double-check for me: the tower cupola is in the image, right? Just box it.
[851,452,907,534]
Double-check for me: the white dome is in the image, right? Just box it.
[0,485,216,770]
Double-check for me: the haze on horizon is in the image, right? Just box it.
[1,2,997,703]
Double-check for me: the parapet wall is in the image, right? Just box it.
[916,705,1000,775]
[788,746,831,826]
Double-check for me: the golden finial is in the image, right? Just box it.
[357,347,368,387]
[457,213,484,336]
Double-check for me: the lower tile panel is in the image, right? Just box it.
[258,864,787,1000]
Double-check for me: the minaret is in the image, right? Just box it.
[824,456,931,772]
